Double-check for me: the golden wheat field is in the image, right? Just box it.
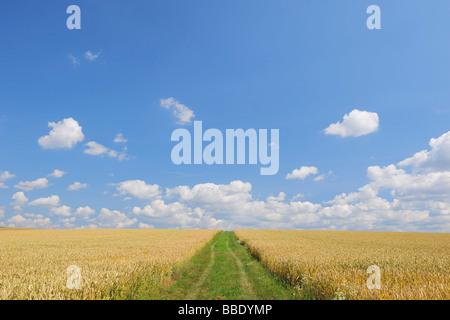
[234,229,450,300]
[0,228,218,300]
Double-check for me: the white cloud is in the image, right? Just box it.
[0,170,14,188]
[165,180,321,229]
[138,222,154,229]
[75,223,99,229]
[366,165,450,204]
[158,153,450,231]
[75,206,95,220]
[0,170,14,181]
[84,141,109,155]
[58,217,76,229]
[84,51,101,61]
[398,131,450,172]
[5,130,450,232]
[313,170,334,182]
[160,97,195,125]
[115,180,161,200]
[38,118,85,149]
[48,169,67,178]
[68,182,88,191]
[11,191,28,211]
[133,200,190,218]
[132,199,226,229]
[113,133,127,143]
[50,205,72,217]
[286,166,319,180]
[0,208,5,219]
[313,150,450,231]
[84,141,128,161]
[11,192,28,203]
[166,180,252,211]
[97,208,137,228]
[15,178,49,191]
[314,174,326,182]
[317,183,433,231]
[5,214,52,229]
[324,109,379,138]
[29,195,60,207]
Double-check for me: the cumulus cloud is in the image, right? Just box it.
[366,165,450,204]
[75,206,95,220]
[84,141,128,161]
[115,180,161,200]
[68,182,88,191]
[164,181,321,229]
[11,191,28,211]
[398,131,450,172]
[286,166,319,180]
[38,118,85,149]
[97,208,137,228]
[15,178,49,191]
[317,185,432,231]
[324,109,379,137]
[160,97,195,125]
[113,133,127,143]
[28,195,60,207]
[138,222,155,229]
[0,170,14,181]
[313,131,450,231]
[166,180,252,212]
[161,173,448,231]
[48,169,67,178]
[0,208,5,219]
[84,141,111,156]
[12,192,28,203]
[133,200,191,218]
[4,130,449,232]
[50,205,72,217]
[0,170,14,188]
[132,199,226,229]
[157,134,450,231]
[5,214,52,229]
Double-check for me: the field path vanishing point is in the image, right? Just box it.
[151,231,296,300]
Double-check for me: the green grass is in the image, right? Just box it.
[134,231,298,300]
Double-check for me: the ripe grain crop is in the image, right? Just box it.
[234,230,449,300]
[0,228,218,300]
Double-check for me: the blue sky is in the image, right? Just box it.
[1,1,449,231]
